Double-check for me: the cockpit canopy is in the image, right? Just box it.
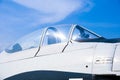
[5,24,102,53]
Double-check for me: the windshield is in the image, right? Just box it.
[72,25,102,41]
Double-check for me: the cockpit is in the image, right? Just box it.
[5,24,102,53]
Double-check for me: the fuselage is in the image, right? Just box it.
[0,24,120,80]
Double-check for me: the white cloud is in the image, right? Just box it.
[0,0,93,52]
[13,0,93,24]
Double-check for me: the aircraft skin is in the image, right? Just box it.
[0,24,120,80]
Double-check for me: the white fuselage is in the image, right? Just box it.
[0,24,120,80]
[0,42,120,80]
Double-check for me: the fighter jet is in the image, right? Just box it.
[0,24,120,80]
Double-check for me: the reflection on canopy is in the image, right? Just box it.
[5,24,102,53]
[5,29,43,53]
[5,24,72,53]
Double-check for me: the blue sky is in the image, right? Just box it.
[0,0,120,52]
